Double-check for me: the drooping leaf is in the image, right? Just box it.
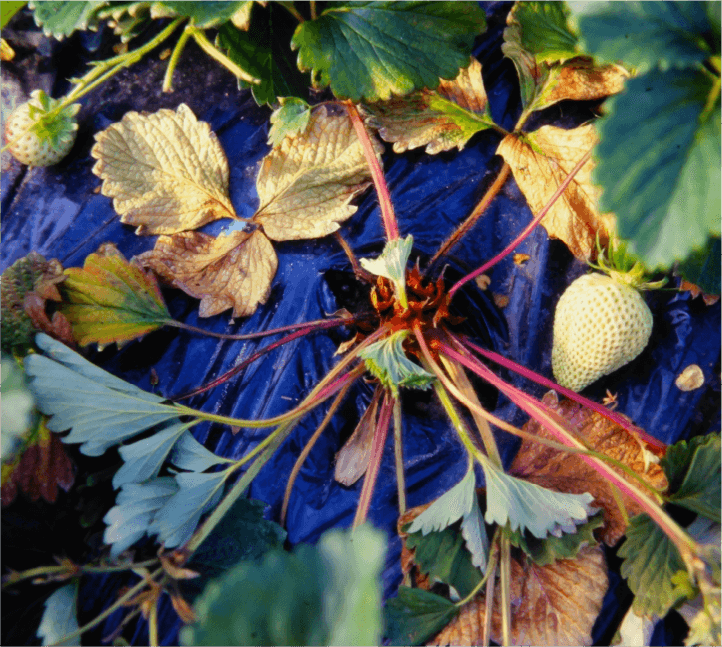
[137,229,277,318]
[497,124,615,259]
[593,68,721,272]
[113,421,192,488]
[385,587,458,647]
[1,417,74,505]
[291,1,487,102]
[662,433,720,522]
[334,388,380,486]
[37,582,79,646]
[59,244,171,346]
[574,1,717,74]
[169,430,235,473]
[677,236,721,296]
[155,1,253,28]
[30,0,105,39]
[253,106,380,241]
[268,97,311,146]
[512,391,668,545]
[364,58,495,155]
[433,546,607,646]
[619,513,687,617]
[91,104,238,235]
[24,333,181,456]
[182,525,385,646]
[104,477,179,557]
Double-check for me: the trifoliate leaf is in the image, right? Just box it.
[509,511,604,566]
[155,1,253,28]
[137,229,277,318]
[60,244,171,346]
[30,1,105,39]
[104,477,178,557]
[385,587,458,647]
[254,106,380,241]
[113,421,192,488]
[497,124,615,259]
[574,1,716,74]
[364,58,495,155]
[594,68,721,271]
[91,104,238,235]
[360,330,434,397]
[169,430,235,473]
[24,333,181,456]
[150,470,228,548]
[619,513,687,617]
[37,582,79,646]
[182,525,385,646]
[268,97,311,146]
[677,236,721,296]
[291,1,487,103]
[360,235,414,285]
[662,433,721,522]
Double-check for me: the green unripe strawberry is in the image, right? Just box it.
[4,90,80,167]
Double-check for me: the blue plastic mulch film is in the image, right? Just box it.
[2,2,719,646]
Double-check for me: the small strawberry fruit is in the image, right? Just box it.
[4,90,80,167]
[552,243,665,392]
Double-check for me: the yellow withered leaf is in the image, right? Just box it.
[538,58,629,110]
[91,104,237,235]
[497,123,615,259]
[254,105,381,241]
[137,229,277,318]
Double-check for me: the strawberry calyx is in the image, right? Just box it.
[587,235,667,292]
[23,90,81,150]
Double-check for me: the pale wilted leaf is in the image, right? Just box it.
[365,58,494,155]
[254,106,381,241]
[91,104,237,235]
[431,546,607,647]
[137,229,277,318]
[510,391,668,546]
[497,124,614,259]
[335,388,381,486]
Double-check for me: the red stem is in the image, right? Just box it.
[345,101,399,241]
[448,147,594,299]
[168,316,355,341]
[352,390,394,528]
[456,335,666,452]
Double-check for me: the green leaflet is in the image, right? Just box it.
[29,0,106,39]
[291,1,487,102]
[360,235,415,310]
[619,513,688,617]
[385,587,458,646]
[182,524,385,646]
[594,68,720,277]
[507,1,579,64]
[169,430,235,473]
[677,237,721,295]
[268,98,312,146]
[1,2,26,29]
[36,582,79,647]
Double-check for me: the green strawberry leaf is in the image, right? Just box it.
[60,245,172,347]
[507,1,579,63]
[155,1,253,28]
[181,524,385,646]
[677,236,721,295]
[291,1,487,102]
[619,513,688,617]
[29,0,106,39]
[37,582,79,646]
[594,67,721,273]
[662,433,721,522]
[508,511,604,566]
[574,1,717,74]
[169,430,235,472]
[385,586,458,646]
[268,97,312,146]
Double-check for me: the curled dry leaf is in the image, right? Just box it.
[335,388,382,486]
[364,58,495,155]
[91,104,237,235]
[497,124,614,259]
[510,391,668,546]
[539,57,628,108]
[138,229,277,318]
[431,546,607,647]
[675,364,705,391]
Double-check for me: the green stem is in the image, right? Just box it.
[148,599,159,647]
[393,396,407,516]
[189,27,261,84]
[162,25,193,92]
[310,0,317,20]
[499,531,512,647]
[2,559,160,588]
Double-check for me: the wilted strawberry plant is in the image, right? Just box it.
[2,2,720,646]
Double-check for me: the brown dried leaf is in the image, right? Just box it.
[137,229,277,318]
[510,391,668,546]
[497,124,614,259]
[335,388,382,486]
[432,546,607,647]
[23,293,76,347]
[538,57,629,109]
[91,104,237,235]
[679,279,720,305]
[254,106,380,241]
[365,58,494,154]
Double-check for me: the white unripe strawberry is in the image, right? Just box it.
[4,90,80,167]
[551,246,665,392]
